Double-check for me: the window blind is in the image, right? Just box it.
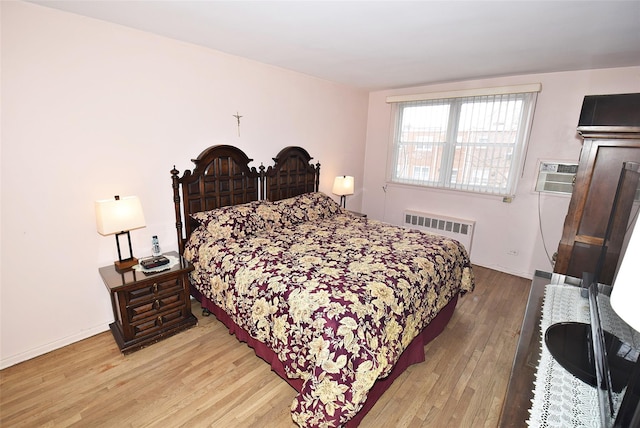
[386,83,541,104]
[389,86,539,197]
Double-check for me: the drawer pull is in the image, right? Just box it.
[153,300,160,310]
[153,283,159,294]
[157,316,163,326]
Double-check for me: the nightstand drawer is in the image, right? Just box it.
[131,306,188,339]
[125,275,184,305]
[127,289,185,322]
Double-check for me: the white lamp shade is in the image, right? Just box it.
[332,176,354,196]
[95,196,146,236]
[610,218,640,332]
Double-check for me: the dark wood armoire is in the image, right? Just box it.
[555,93,640,284]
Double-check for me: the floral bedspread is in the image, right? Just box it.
[184,194,474,427]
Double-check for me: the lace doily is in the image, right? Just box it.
[527,283,639,427]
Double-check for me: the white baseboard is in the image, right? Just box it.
[0,323,110,370]
[473,262,534,280]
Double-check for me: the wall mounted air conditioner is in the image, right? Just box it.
[535,161,579,195]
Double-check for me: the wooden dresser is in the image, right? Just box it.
[99,251,197,354]
[498,270,551,426]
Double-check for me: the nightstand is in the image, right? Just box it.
[99,251,197,354]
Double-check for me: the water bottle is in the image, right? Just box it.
[151,235,161,256]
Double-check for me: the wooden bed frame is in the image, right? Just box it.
[170,144,457,427]
[171,145,320,254]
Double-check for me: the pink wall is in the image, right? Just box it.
[3,0,639,369]
[0,2,368,368]
[363,67,640,278]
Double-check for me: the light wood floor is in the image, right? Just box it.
[0,265,530,427]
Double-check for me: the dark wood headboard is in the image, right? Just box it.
[264,146,320,201]
[171,145,320,253]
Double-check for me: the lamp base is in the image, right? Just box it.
[114,257,138,272]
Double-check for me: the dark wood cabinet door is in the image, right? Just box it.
[556,137,640,284]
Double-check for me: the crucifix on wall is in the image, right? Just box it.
[233,111,243,137]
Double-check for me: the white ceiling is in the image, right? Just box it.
[30,1,640,90]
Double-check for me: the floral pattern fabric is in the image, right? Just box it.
[184,200,474,427]
[190,200,267,241]
[266,192,343,228]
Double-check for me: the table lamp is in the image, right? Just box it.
[610,217,640,333]
[332,175,354,209]
[95,195,146,271]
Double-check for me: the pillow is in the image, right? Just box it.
[190,200,266,241]
[267,192,342,228]
[301,191,342,219]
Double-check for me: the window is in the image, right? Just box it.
[387,85,540,197]
[413,165,430,180]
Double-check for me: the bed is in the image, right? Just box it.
[171,145,474,427]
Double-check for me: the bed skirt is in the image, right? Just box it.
[191,287,458,427]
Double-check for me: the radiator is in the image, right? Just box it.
[403,210,475,252]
